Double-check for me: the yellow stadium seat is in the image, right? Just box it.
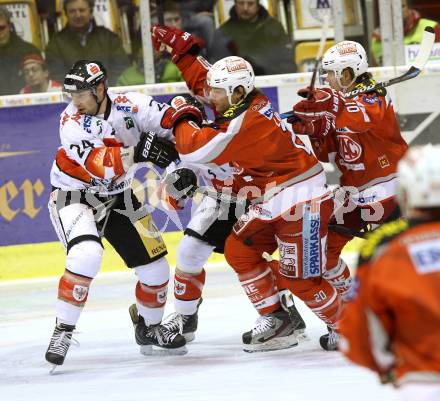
[295,40,335,72]
[0,0,43,49]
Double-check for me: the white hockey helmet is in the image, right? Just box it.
[397,144,440,212]
[321,41,368,84]
[206,56,255,105]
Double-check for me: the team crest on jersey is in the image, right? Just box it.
[73,285,88,302]
[338,135,362,162]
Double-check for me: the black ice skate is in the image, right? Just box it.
[242,308,298,353]
[319,326,340,351]
[129,304,187,355]
[45,321,76,371]
[163,298,203,342]
[279,289,307,341]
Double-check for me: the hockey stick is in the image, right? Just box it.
[280,26,436,119]
[157,0,164,25]
[307,15,330,99]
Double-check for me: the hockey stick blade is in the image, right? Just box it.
[280,26,435,119]
[344,26,435,98]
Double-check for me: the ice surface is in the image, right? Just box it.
[0,267,398,401]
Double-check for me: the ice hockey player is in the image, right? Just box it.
[45,59,186,369]
[287,40,408,348]
[151,25,343,352]
[158,137,306,343]
[340,145,440,401]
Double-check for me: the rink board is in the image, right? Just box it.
[0,233,364,281]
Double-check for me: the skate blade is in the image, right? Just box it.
[140,345,188,356]
[295,329,309,342]
[183,332,195,343]
[49,363,60,375]
[243,334,298,353]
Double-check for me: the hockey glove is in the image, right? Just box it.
[162,94,205,131]
[164,168,198,200]
[292,114,335,138]
[133,131,179,168]
[151,25,204,63]
[293,87,343,121]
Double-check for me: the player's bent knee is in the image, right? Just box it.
[66,240,103,278]
[135,257,170,286]
[176,235,214,273]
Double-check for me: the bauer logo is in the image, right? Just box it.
[73,285,88,302]
[409,239,440,275]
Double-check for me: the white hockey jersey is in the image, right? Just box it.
[50,91,174,195]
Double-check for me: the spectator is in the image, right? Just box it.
[45,0,129,86]
[118,2,183,85]
[371,0,440,66]
[0,6,42,95]
[20,54,62,94]
[209,0,295,75]
[180,0,216,50]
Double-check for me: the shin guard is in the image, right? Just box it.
[303,280,343,329]
[238,266,280,315]
[58,271,92,306]
[174,268,206,301]
[323,259,353,301]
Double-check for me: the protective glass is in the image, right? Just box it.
[318,67,329,85]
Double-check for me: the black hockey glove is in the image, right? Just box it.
[164,168,198,200]
[134,131,179,168]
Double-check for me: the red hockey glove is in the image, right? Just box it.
[162,95,205,131]
[292,114,335,138]
[293,87,343,121]
[151,25,204,63]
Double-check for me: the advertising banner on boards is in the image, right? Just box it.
[0,88,278,246]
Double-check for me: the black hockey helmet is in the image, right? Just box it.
[63,60,107,93]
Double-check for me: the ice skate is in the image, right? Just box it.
[163,298,203,342]
[319,326,340,351]
[129,304,187,355]
[279,289,308,341]
[45,321,77,372]
[242,308,298,353]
